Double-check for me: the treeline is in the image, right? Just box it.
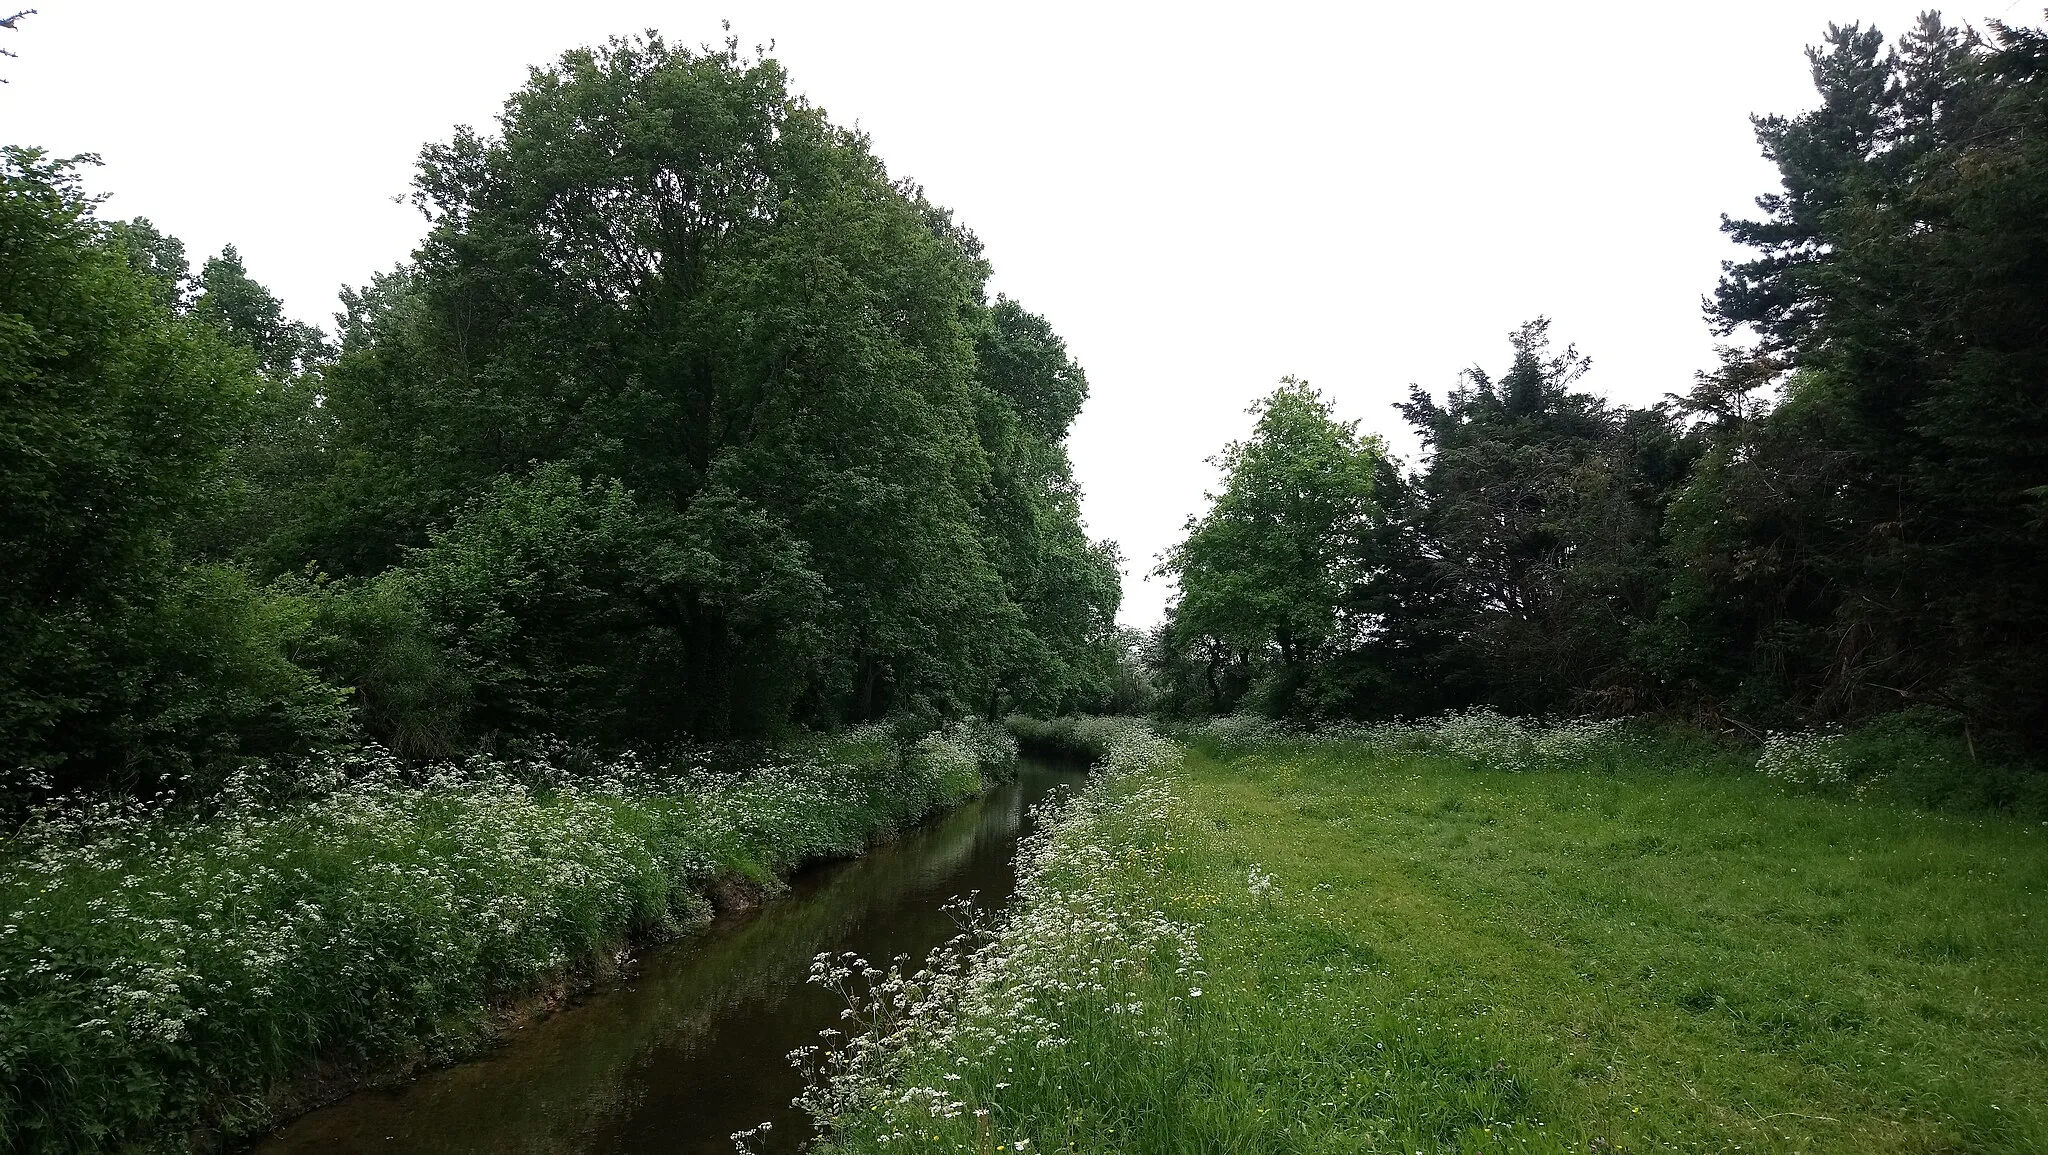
[1,36,1127,802]
[1154,14,2048,752]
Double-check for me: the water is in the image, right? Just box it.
[252,758,1083,1155]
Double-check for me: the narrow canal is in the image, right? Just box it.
[252,758,1083,1155]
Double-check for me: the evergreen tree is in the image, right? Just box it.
[1657,14,2048,744]
[1397,321,1683,714]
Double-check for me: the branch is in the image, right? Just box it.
[0,9,30,80]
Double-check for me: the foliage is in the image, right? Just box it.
[286,574,470,762]
[264,35,1120,743]
[1004,713,1137,763]
[1650,14,2048,742]
[1154,380,1389,717]
[0,148,347,798]
[1753,708,2048,815]
[3,35,1119,796]
[1393,321,1688,715]
[1184,703,2042,819]
[1149,326,1690,726]
[383,464,811,744]
[0,725,1012,1154]
[1176,708,1635,777]
[190,246,328,381]
[970,299,1127,716]
[1152,13,2048,769]
[924,716,1020,776]
[179,245,336,569]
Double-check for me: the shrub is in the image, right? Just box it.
[1189,712,1299,746]
[3,566,358,814]
[1757,727,1853,789]
[940,717,1019,775]
[906,734,985,808]
[291,573,471,762]
[1755,708,2048,815]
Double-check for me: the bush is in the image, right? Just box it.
[939,717,1019,774]
[291,574,471,761]
[1755,708,2048,816]
[1187,712,1300,746]
[394,466,671,746]
[1179,705,2044,817]
[3,566,356,812]
[119,565,356,787]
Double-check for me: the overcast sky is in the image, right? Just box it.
[5,1,2002,626]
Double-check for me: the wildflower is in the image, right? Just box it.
[791,720,1200,1146]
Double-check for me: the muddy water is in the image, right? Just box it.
[254,759,1083,1155]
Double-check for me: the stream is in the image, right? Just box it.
[253,757,1084,1155]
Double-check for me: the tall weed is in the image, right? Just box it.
[1188,707,1628,773]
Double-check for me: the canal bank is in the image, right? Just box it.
[2,723,1024,1154]
[251,758,1085,1155]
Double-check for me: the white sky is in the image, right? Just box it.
[4,1,1996,626]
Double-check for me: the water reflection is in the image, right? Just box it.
[253,760,1082,1155]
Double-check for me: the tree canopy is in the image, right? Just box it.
[2,37,1122,797]
[1156,380,1387,716]
[11,13,2048,802]
[1153,12,2048,755]
[0,148,345,795]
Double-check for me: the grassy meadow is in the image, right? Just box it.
[808,718,2048,1154]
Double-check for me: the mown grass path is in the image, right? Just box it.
[1175,738,2048,1153]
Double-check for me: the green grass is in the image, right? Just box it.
[813,722,2048,1154]
[1178,735,2048,1153]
